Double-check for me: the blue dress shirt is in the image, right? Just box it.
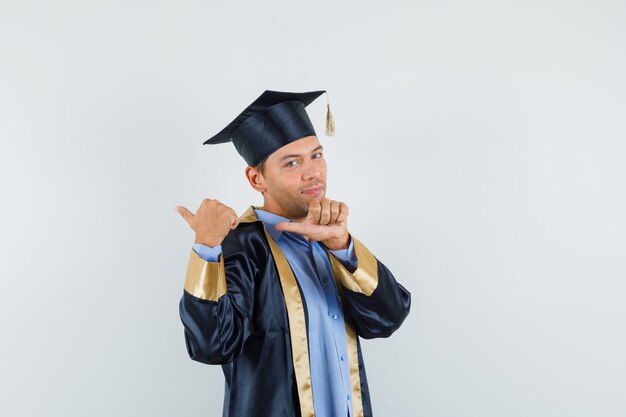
[193,208,358,417]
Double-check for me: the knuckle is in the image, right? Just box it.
[203,198,217,207]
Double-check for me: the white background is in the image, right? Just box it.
[1,1,625,416]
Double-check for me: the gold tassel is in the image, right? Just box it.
[325,94,335,137]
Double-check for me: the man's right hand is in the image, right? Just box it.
[175,199,240,247]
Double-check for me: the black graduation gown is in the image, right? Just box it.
[179,205,411,417]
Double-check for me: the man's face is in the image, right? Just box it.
[258,135,327,220]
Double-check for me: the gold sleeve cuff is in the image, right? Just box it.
[183,249,227,301]
[328,235,379,296]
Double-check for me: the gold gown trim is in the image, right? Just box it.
[184,250,226,301]
[263,227,316,417]
[326,236,382,417]
[328,235,379,296]
[345,315,364,417]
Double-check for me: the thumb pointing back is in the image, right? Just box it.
[175,206,194,224]
[275,221,305,234]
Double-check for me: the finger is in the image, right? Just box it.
[336,202,349,223]
[198,198,214,211]
[307,200,322,223]
[319,198,332,225]
[175,206,194,224]
[329,200,341,223]
[230,215,240,229]
[226,208,239,228]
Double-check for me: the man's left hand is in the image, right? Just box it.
[275,198,350,250]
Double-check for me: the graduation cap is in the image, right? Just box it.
[204,90,335,166]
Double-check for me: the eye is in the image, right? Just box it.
[312,152,323,159]
[285,160,298,167]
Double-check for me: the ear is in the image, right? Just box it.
[245,166,267,193]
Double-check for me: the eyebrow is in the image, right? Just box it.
[278,145,324,162]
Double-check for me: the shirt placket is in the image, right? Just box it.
[310,242,353,417]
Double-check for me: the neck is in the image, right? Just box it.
[260,202,306,222]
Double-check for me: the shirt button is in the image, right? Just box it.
[347,394,351,400]
[331,314,338,320]
[340,355,345,361]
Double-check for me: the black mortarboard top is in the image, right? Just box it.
[203,90,334,166]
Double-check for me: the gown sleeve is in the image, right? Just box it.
[327,235,411,339]
[178,234,258,364]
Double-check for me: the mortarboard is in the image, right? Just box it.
[203,90,334,166]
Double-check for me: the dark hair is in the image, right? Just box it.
[255,157,268,176]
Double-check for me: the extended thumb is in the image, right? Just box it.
[275,221,300,233]
[175,206,193,222]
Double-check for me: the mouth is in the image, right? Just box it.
[301,185,324,195]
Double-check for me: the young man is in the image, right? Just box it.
[176,90,411,417]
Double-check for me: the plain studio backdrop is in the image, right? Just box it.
[1,1,625,416]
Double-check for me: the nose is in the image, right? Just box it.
[302,159,321,180]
